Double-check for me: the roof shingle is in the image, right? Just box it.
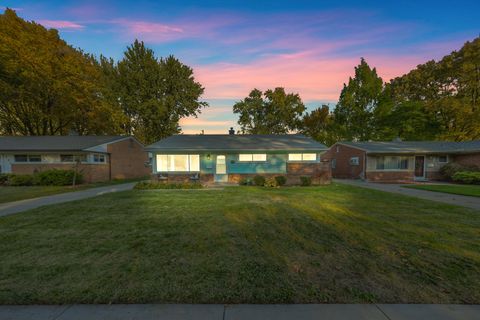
[339,140,480,154]
[0,136,129,151]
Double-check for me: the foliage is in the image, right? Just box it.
[333,58,384,141]
[8,174,34,186]
[238,177,253,186]
[439,162,479,180]
[300,105,338,146]
[134,181,203,189]
[0,173,10,185]
[105,40,208,144]
[33,169,83,186]
[233,88,305,134]
[264,177,279,187]
[253,175,266,186]
[452,171,480,184]
[300,176,312,186]
[0,9,123,135]
[274,176,287,186]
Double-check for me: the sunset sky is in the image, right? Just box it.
[3,0,479,133]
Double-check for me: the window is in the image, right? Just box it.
[93,154,106,163]
[376,156,409,170]
[14,155,28,162]
[60,154,87,162]
[156,154,200,172]
[438,155,448,163]
[350,157,359,166]
[238,154,267,162]
[332,159,336,169]
[14,155,41,162]
[288,153,317,161]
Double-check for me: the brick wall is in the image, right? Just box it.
[11,163,109,183]
[151,173,214,184]
[365,171,414,183]
[108,138,150,179]
[286,161,332,185]
[324,144,365,179]
[453,153,480,167]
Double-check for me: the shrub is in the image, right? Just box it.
[134,181,203,190]
[274,176,287,186]
[33,169,83,186]
[8,174,34,186]
[253,175,266,186]
[238,177,253,186]
[264,177,278,187]
[440,162,479,180]
[0,173,10,185]
[300,176,312,186]
[452,171,480,184]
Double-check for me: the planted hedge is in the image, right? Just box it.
[452,171,480,184]
[0,169,83,186]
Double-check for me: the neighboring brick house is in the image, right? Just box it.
[0,136,150,182]
[324,140,480,183]
[146,130,331,185]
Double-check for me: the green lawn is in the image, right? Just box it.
[404,184,480,198]
[0,184,479,304]
[0,177,147,204]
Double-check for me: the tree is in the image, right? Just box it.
[300,105,338,146]
[109,40,207,143]
[233,87,306,134]
[0,9,123,136]
[333,58,384,141]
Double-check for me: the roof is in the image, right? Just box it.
[338,140,480,154]
[146,134,327,152]
[0,135,131,152]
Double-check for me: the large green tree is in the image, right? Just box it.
[0,9,123,135]
[233,87,306,134]
[106,40,207,143]
[300,105,338,146]
[333,58,384,141]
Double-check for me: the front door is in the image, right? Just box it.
[215,155,228,182]
[414,156,425,179]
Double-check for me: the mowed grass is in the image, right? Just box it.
[0,177,147,204]
[0,184,479,304]
[404,184,480,198]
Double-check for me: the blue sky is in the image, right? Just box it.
[2,0,479,133]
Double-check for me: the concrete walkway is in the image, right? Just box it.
[0,304,478,320]
[335,179,480,210]
[0,182,136,217]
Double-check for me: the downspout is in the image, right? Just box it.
[363,152,367,181]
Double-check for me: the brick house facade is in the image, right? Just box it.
[0,136,150,183]
[324,141,480,183]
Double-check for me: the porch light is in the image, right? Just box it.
[207,154,211,160]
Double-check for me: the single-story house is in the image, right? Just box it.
[0,135,150,182]
[324,140,480,182]
[145,132,331,184]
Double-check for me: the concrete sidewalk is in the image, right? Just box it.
[0,182,136,217]
[0,304,479,320]
[335,179,480,210]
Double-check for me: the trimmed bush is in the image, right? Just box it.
[238,178,253,186]
[264,177,278,187]
[253,175,266,186]
[33,169,83,186]
[274,176,287,186]
[440,162,479,180]
[452,171,480,184]
[134,181,203,190]
[300,176,312,186]
[8,174,34,186]
[0,173,10,186]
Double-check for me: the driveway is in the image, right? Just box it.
[0,182,136,217]
[335,179,480,210]
[0,304,478,320]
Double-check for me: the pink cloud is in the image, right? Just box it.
[194,53,428,102]
[37,20,84,30]
[110,19,183,41]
